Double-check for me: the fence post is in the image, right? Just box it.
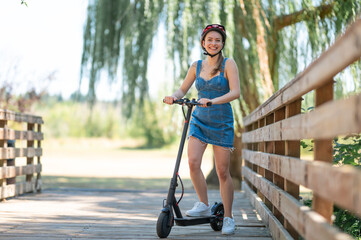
[273,108,285,224]
[264,113,277,218]
[36,124,42,192]
[313,80,334,223]
[27,123,35,192]
[257,119,266,201]
[0,119,6,198]
[7,140,15,185]
[285,99,302,239]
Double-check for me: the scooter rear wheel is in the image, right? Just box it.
[210,202,224,231]
[156,211,172,238]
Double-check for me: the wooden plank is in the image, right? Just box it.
[0,164,42,179]
[0,128,44,141]
[0,181,37,199]
[243,150,307,186]
[0,147,43,160]
[307,161,361,218]
[242,166,354,240]
[0,189,271,239]
[243,182,293,240]
[242,92,361,143]
[243,149,361,217]
[0,109,43,124]
[243,18,361,126]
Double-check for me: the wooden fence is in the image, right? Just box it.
[242,18,361,240]
[0,109,43,200]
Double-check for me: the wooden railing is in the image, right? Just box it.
[0,109,43,200]
[242,18,361,240]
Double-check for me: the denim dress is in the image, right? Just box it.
[188,58,234,148]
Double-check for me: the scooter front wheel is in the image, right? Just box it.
[210,202,224,231]
[156,211,172,238]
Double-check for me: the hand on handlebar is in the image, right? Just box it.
[163,96,177,105]
[198,98,212,108]
[163,98,212,107]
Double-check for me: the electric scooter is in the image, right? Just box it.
[156,98,224,238]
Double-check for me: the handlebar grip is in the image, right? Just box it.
[163,98,178,104]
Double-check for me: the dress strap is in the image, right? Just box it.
[196,60,202,77]
[220,58,228,77]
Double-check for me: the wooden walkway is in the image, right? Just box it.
[0,188,271,240]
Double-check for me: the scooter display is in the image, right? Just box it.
[156,98,224,238]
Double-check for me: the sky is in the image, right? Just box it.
[0,0,169,101]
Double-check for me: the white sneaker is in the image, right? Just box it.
[222,217,235,235]
[185,202,211,217]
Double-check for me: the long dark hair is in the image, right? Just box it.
[211,51,224,76]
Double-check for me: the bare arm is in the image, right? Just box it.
[164,61,198,104]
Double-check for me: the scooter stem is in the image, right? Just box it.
[165,104,194,212]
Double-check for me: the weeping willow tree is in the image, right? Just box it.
[81,0,360,182]
[80,0,164,118]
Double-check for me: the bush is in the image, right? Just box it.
[34,100,123,139]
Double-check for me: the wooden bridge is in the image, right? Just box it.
[0,18,360,240]
[0,189,271,239]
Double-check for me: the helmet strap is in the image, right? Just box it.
[203,51,221,58]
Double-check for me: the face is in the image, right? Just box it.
[202,31,223,55]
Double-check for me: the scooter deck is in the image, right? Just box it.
[174,216,216,226]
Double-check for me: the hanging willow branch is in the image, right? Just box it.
[80,0,163,117]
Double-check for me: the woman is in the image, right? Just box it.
[164,24,240,235]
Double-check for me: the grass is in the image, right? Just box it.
[42,175,194,191]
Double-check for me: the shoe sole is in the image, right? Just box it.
[222,229,235,235]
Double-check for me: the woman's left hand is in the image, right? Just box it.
[198,98,212,107]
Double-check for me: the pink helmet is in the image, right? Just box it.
[200,24,227,57]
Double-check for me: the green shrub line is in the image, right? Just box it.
[33,98,180,148]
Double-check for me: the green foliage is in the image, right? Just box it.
[34,98,123,139]
[333,206,361,239]
[126,99,180,148]
[34,97,178,148]
[81,0,164,118]
[300,139,313,151]
[333,135,361,168]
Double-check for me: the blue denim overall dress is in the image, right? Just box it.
[188,58,234,148]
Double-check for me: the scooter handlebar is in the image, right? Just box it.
[163,98,212,107]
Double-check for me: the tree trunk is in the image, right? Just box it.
[229,134,243,189]
[251,0,274,100]
[206,133,244,189]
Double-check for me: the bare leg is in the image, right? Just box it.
[187,136,208,205]
[213,145,234,218]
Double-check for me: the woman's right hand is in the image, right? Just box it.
[163,96,177,105]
